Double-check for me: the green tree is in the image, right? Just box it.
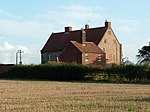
[137,42,150,65]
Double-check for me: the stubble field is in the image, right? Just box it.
[0,80,149,112]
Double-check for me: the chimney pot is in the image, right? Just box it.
[85,24,89,29]
[65,26,72,32]
[105,20,111,28]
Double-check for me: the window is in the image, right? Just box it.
[48,54,57,61]
[98,56,102,62]
[42,54,48,62]
[48,54,51,61]
[85,54,88,61]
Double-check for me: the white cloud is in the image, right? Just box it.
[0,41,32,64]
[0,19,54,38]
[0,5,107,38]
[36,5,107,30]
[0,41,15,51]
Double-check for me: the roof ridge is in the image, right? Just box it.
[70,40,105,54]
[52,26,106,34]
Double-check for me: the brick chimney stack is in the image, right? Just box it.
[85,24,89,29]
[105,20,111,28]
[65,26,72,32]
[81,28,86,45]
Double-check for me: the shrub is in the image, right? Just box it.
[4,63,100,81]
[0,63,149,83]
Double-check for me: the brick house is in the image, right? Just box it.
[59,29,106,66]
[41,21,122,66]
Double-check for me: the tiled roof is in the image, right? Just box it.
[70,41,105,54]
[41,27,107,53]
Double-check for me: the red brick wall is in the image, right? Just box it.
[59,43,106,66]
[82,53,106,66]
[59,43,82,63]
[0,64,14,74]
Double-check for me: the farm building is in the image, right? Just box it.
[41,21,122,66]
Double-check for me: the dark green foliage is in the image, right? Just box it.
[1,63,100,81]
[101,64,149,83]
[137,42,150,65]
[123,65,144,82]
[0,63,149,83]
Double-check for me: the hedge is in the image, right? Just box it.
[0,63,149,83]
[0,63,101,81]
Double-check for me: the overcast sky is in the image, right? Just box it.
[0,0,150,64]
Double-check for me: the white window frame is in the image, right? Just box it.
[98,56,102,62]
[85,54,89,61]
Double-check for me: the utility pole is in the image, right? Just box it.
[16,50,24,65]
[16,51,19,65]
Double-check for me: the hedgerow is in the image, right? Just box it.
[1,63,100,81]
[0,63,149,83]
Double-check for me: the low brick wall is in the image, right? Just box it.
[0,64,14,74]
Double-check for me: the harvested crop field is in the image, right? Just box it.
[0,80,149,112]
